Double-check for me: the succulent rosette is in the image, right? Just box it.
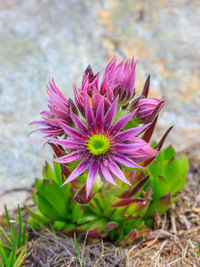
[29,56,189,247]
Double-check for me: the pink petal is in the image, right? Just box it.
[53,151,86,163]
[104,96,118,130]
[95,100,104,132]
[100,160,117,185]
[112,153,142,169]
[86,160,99,197]
[113,124,149,142]
[109,109,137,134]
[108,158,132,186]
[49,138,86,149]
[70,110,89,135]
[57,120,85,141]
[85,96,95,132]
[62,157,91,185]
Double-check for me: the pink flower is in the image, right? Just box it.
[131,97,166,123]
[74,57,137,116]
[100,57,137,102]
[49,97,157,197]
[30,79,77,139]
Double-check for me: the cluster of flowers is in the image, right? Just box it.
[30,57,167,198]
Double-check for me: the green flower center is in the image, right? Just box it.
[87,134,110,156]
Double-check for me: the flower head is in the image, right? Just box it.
[74,57,137,117]
[131,97,166,123]
[50,97,157,197]
[100,57,137,102]
[30,79,77,139]
[74,74,111,116]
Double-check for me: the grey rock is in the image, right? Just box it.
[0,0,106,211]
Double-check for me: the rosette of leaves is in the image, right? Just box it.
[126,145,188,228]
[27,161,83,233]
[28,145,188,246]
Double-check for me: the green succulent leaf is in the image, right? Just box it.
[163,145,176,160]
[148,160,164,177]
[53,221,66,231]
[27,216,41,231]
[144,193,171,219]
[151,175,170,200]
[71,203,84,222]
[62,223,76,232]
[35,179,68,220]
[80,218,108,233]
[26,207,50,225]
[77,215,98,225]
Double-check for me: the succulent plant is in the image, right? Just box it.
[28,145,188,246]
[29,56,188,246]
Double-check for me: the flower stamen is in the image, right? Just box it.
[87,134,110,156]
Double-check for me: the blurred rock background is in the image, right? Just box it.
[0,0,199,211]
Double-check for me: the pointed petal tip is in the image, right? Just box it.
[155,125,173,151]
[141,74,151,98]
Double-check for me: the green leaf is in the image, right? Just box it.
[151,176,170,200]
[53,221,66,231]
[43,162,57,182]
[36,179,68,220]
[53,162,63,185]
[71,203,84,222]
[89,198,103,217]
[178,154,188,177]
[16,205,22,248]
[0,247,7,265]
[74,232,83,267]
[37,194,61,220]
[0,226,12,245]
[77,215,98,225]
[26,207,50,225]
[110,207,125,222]
[5,206,15,242]
[27,217,41,231]
[8,237,17,267]
[163,145,176,160]
[80,218,108,232]
[164,156,187,196]
[170,154,188,195]
[144,193,171,218]
[165,158,179,186]
[62,223,76,232]
[13,248,27,267]
[148,161,164,177]
[155,150,164,163]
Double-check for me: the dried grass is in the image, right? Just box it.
[24,165,200,267]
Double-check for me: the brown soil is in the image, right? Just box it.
[23,165,200,267]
